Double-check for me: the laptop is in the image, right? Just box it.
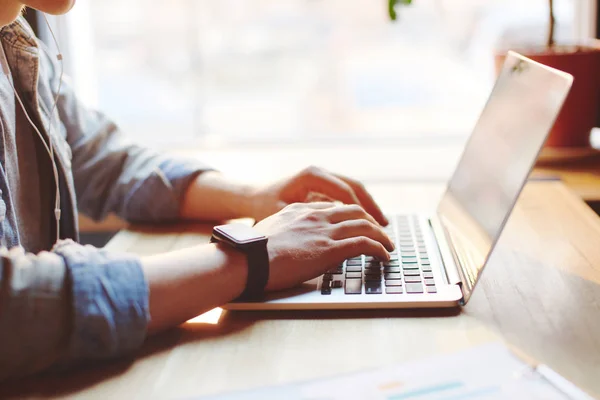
[226,51,573,310]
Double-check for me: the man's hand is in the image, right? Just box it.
[247,166,388,226]
[254,202,394,291]
[180,167,388,226]
[144,200,394,333]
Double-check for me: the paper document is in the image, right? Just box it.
[197,343,593,400]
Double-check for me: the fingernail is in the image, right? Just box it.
[387,237,395,251]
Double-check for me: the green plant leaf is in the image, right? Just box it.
[388,0,413,21]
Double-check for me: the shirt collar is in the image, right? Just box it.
[1,17,39,51]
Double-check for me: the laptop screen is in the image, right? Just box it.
[436,52,573,302]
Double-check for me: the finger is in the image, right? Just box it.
[334,174,388,226]
[327,204,378,226]
[306,201,337,210]
[331,219,395,251]
[298,168,363,208]
[305,191,335,203]
[335,237,390,262]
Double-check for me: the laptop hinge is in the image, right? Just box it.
[429,216,462,287]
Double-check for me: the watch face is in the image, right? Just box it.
[214,223,267,245]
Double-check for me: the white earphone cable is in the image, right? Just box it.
[41,14,64,244]
[1,15,64,244]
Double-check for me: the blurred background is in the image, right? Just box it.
[43,0,594,150]
[27,0,599,243]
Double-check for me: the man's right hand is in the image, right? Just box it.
[254,202,395,292]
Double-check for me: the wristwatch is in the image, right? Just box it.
[210,223,269,301]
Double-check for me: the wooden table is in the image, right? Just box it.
[3,181,600,399]
[534,151,600,204]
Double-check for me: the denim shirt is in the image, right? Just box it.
[0,18,210,380]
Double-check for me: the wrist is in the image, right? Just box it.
[180,171,256,221]
[211,242,249,301]
[211,223,270,301]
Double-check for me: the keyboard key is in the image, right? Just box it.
[383,267,401,273]
[423,272,434,279]
[385,280,402,287]
[402,264,420,270]
[365,282,382,294]
[426,286,437,293]
[345,279,362,294]
[402,260,418,265]
[389,254,399,261]
[364,269,381,276]
[332,280,343,289]
[419,252,429,258]
[404,276,422,283]
[347,259,362,266]
[346,265,362,273]
[424,278,435,286]
[382,261,400,267]
[386,286,403,294]
[365,274,381,282]
[403,270,421,276]
[401,252,416,257]
[365,261,381,268]
[421,266,433,272]
[327,268,343,275]
[384,273,402,280]
[406,283,424,293]
[346,272,362,279]
[364,256,377,263]
[321,287,332,295]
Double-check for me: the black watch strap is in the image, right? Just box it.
[237,243,270,301]
[210,224,269,301]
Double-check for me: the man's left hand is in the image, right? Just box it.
[246,166,388,226]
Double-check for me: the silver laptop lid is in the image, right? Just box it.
[436,51,573,304]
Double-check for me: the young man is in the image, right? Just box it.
[0,0,394,380]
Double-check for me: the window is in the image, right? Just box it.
[54,0,579,149]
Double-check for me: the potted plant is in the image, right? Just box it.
[388,0,600,149]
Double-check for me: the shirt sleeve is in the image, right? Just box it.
[38,41,213,223]
[0,241,149,381]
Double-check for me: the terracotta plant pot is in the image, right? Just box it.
[495,41,600,148]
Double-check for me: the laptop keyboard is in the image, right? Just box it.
[320,215,437,295]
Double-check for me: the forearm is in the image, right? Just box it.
[180,171,255,221]
[0,242,149,379]
[142,242,248,334]
[0,248,69,380]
